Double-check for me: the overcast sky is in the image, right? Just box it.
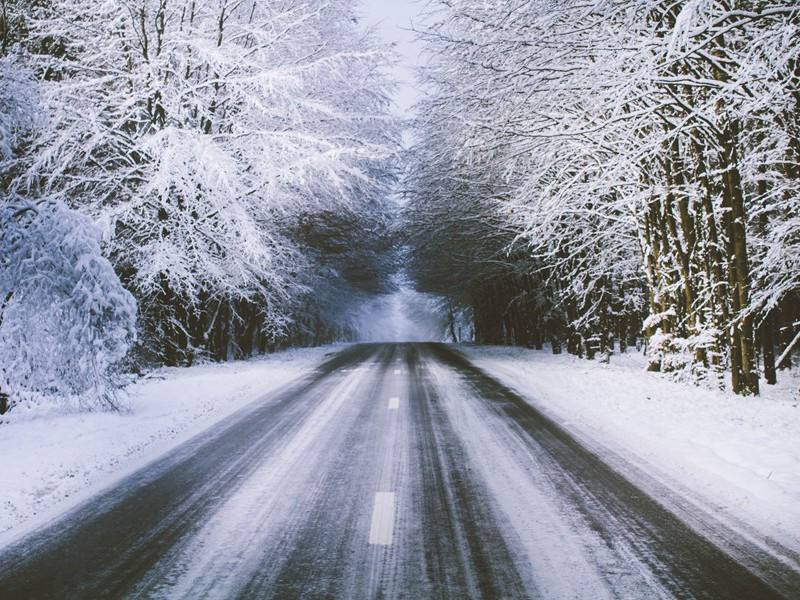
[359,0,426,118]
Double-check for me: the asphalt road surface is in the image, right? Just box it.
[1,343,799,599]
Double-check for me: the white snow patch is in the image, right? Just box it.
[0,346,338,544]
[461,345,800,553]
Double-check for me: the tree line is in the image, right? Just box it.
[405,0,800,395]
[0,0,399,412]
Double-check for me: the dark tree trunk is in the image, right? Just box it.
[761,312,777,385]
[721,118,758,395]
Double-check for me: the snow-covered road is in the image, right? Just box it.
[1,343,798,599]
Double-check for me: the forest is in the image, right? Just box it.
[0,0,400,411]
[1,0,799,414]
[406,0,800,396]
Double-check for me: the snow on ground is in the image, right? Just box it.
[462,345,800,554]
[0,346,337,544]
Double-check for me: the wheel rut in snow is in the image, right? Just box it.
[405,344,533,599]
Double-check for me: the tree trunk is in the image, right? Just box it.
[761,312,777,385]
[721,118,759,395]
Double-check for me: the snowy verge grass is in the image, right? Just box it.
[0,345,339,543]
[462,345,800,553]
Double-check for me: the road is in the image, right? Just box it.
[1,343,798,599]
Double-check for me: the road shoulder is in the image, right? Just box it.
[458,344,800,567]
[0,345,341,545]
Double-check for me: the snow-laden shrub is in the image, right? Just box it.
[0,200,137,412]
[647,328,724,389]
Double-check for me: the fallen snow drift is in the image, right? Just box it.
[0,346,336,542]
[462,345,800,553]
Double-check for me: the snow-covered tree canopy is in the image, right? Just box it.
[4,0,797,409]
[0,0,400,411]
[0,57,137,412]
[405,0,800,395]
[23,0,395,356]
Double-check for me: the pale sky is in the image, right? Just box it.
[359,0,425,118]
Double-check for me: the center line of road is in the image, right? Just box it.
[368,492,395,546]
[394,369,401,375]
[388,397,400,409]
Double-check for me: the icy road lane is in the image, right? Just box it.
[1,344,799,599]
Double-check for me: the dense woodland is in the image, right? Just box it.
[1,0,798,412]
[0,0,400,411]
[406,0,800,395]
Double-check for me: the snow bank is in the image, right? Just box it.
[462,345,800,553]
[0,346,336,543]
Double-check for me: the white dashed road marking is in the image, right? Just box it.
[368,492,395,545]
[388,397,400,410]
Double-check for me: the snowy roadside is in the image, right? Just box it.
[0,345,339,544]
[461,345,800,554]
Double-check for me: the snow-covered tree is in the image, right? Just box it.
[0,198,137,412]
[12,0,399,365]
[406,0,800,394]
[0,57,137,413]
